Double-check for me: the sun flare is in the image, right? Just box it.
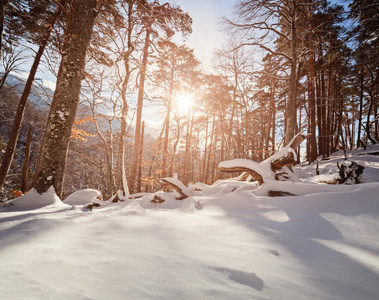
[176,93,193,113]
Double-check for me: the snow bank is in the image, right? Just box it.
[135,191,201,211]
[1,187,70,210]
[2,178,378,300]
[63,189,102,205]
[161,177,196,197]
[1,148,379,299]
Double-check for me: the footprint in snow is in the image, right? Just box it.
[268,249,280,256]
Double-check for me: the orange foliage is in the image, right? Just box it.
[11,190,23,198]
[84,71,93,80]
[141,177,157,186]
[71,116,96,141]
[154,169,163,175]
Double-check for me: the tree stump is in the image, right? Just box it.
[337,161,365,184]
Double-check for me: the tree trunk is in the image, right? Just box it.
[118,0,134,196]
[285,2,298,145]
[366,89,377,144]
[202,114,209,182]
[91,103,114,197]
[33,0,97,198]
[308,52,318,162]
[137,121,145,193]
[162,67,174,178]
[145,124,165,193]
[108,120,115,195]
[0,5,61,192]
[321,61,327,156]
[129,27,151,193]
[0,0,9,57]
[183,105,191,184]
[169,120,180,177]
[326,56,333,156]
[205,114,216,184]
[270,78,276,154]
[21,128,32,194]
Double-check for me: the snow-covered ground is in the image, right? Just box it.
[1,148,379,300]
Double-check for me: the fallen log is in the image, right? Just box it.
[218,164,265,185]
[219,133,311,185]
[160,177,191,200]
[151,195,165,204]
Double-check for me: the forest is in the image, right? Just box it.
[0,0,378,201]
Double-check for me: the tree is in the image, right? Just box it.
[153,39,199,178]
[128,0,192,193]
[224,0,307,144]
[0,0,9,57]
[116,0,135,198]
[0,1,64,193]
[33,0,98,198]
[213,40,255,160]
[350,0,379,145]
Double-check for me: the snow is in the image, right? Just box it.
[161,177,196,197]
[1,187,69,210]
[56,110,67,121]
[1,149,379,299]
[219,158,273,179]
[63,189,102,205]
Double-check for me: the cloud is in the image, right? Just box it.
[42,79,56,91]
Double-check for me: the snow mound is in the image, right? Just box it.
[63,189,102,205]
[136,191,201,211]
[218,158,273,179]
[161,177,196,197]
[2,187,69,210]
[0,150,379,299]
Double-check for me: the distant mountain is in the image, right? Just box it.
[3,74,54,111]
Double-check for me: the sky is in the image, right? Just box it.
[171,0,238,69]
[23,0,238,93]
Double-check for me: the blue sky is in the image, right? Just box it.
[26,0,238,90]
[172,0,238,69]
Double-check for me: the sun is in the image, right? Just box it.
[176,93,193,114]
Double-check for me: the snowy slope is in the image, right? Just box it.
[1,151,379,299]
[3,74,54,111]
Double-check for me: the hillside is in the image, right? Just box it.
[1,147,378,299]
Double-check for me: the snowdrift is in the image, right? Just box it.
[1,147,379,299]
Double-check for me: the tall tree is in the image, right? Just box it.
[153,39,199,178]
[225,0,306,144]
[0,1,65,193]
[115,0,136,197]
[33,0,98,198]
[128,1,192,193]
[350,0,379,144]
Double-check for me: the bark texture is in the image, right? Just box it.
[34,0,97,198]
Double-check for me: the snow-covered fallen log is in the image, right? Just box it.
[218,159,267,185]
[219,133,311,185]
[159,177,195,200]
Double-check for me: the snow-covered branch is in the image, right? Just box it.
[219,133,311,185]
